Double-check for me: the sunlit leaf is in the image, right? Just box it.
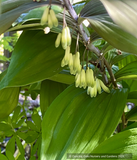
[92,128,137,159]
[100,0,137,38]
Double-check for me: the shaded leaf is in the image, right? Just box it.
[126,106,137,121]
[6,136,15,155]
[110,52,130,66]
[0,87,19,119]
[16,136,25,156]
[40,80,68,116]
[0,154,8,160]
[0,0,61,34]
[115,61,137,81]
[41,85,128,159]
[26,120,39,132]
[32,109,41,131]
[31,135,41,157]
[0,30,84,89]
[25,131,39,143]
[11,106,21,124]
[6,151,15,160]
[123,122,137,131]
[49,70,75,85]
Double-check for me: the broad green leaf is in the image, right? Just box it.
[80,0,137,55]
[16,136,25,156]
[41,85,128,160]
[40,80,68,116]
[1,0,31,13]
[92,128,137,159]
[100,0,137,38]
[125,106,137,121]
[0,87,19,119]
[115,61,137,81]
[6,136,15,155]
[0,0,61,34]
[0,154,8,160]
[48,70,75,85]
[0,30,83,89]
[80,0,107,18]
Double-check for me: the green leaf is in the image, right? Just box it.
[49,70,75,85]
[118,54,137,92]
[6,136,15,155]
[73,3,85,14]
[40,80,68,116]
[32,110,41,131]
[29,156,36,160]
[110,52,130,66]
[0,122,13,136]
[92,128,137,159]
[41,85,128,159]
[127,91,137,105]
[100,0,137,38]
[0,0,61,34]
[31,91,38,100]
[0,30,83,89]
[125,106,137,121]
[0,87,19,119]
[25,131,39,143]
[6,151,15,160]
[123,122,137,131]
[11,106,21,124]
[118,54,137,70]
[0,154,8,160]
[31,135,41,157]
[80,0,137,55]
[17,154,25,160]
[115,61,137,81]
[16,136,25,156]
[0,55,9,62]
[26,120,39,132]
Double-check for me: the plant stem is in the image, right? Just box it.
[104,59,117,87]
[22,96,27,120]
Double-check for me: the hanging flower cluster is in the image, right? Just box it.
[41,5,110,98]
